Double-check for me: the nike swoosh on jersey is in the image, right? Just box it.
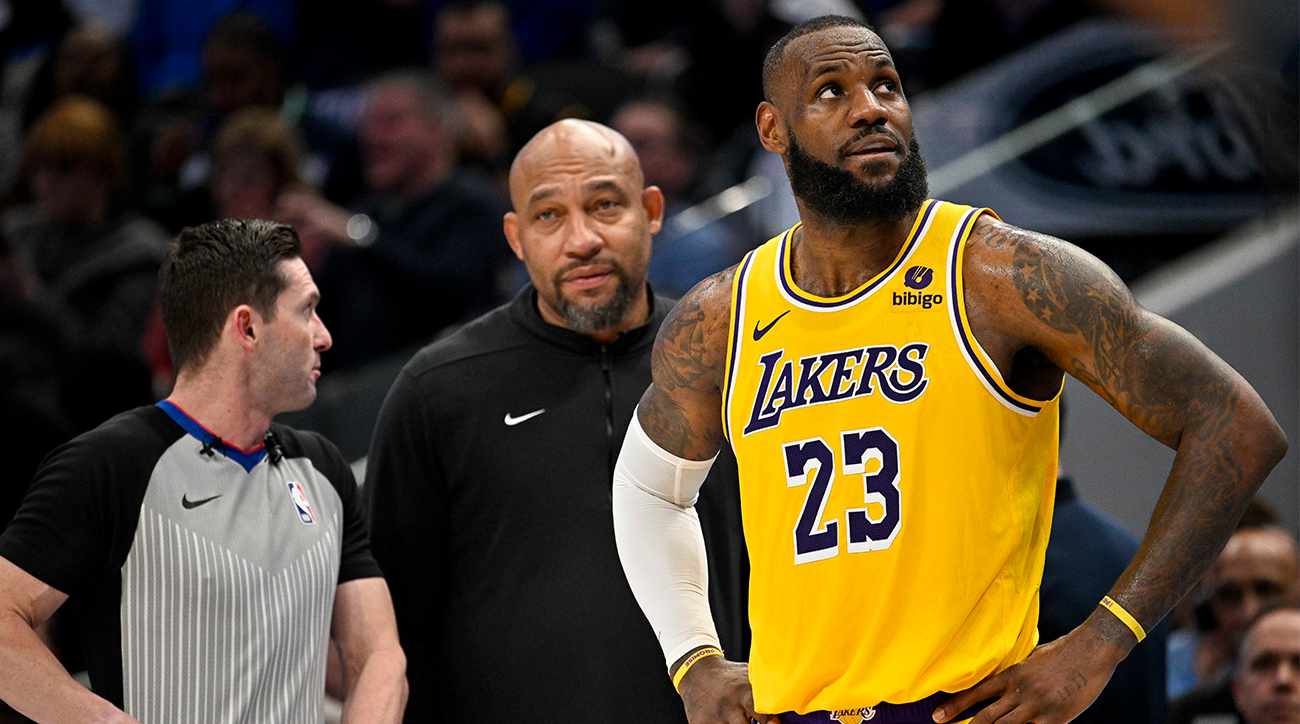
[182,494,222,509]
[504,409,546,426]
[752,310,790,341]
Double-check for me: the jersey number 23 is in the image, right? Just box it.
[784,427,901,565]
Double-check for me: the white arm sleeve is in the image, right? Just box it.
[612,410,721,668]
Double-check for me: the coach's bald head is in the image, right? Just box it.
[508,119,645,210]
[503,119,662,343]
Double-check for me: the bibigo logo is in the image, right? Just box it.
[894,265,942,309]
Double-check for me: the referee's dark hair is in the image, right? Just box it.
[761,15,876,103]
[159,218,301,374]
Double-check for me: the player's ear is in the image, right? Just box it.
[502,211,524,261]
[642,185,665,235]
[756,101,786,154]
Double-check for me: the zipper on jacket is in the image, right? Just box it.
[601,345,615,477]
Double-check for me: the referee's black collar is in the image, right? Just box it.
[508,282,666,357]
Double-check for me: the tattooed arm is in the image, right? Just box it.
[620,266,771,724]
[936,215,1288,724]
[637,265,737,460]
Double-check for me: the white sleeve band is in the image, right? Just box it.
[612,410,721,667]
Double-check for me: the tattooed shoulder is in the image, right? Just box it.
[640,266,736,456]
[967,214,1138,337]
[968,214,1164,419]
[651,265,738,395]
[968,212,1036,251]
[968,213,1061,260]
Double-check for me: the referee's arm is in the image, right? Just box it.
[0,556,139,724]
[332,576,408,724]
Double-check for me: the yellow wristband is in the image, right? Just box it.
[1100,596,1147,642]
[672,647,723,692]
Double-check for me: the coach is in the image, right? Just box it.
[363,119,748,723]
[0,219,406,723]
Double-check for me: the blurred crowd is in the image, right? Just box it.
[0,1,1295,721]
[0,0,1174,516]
[1164,499,1300,724]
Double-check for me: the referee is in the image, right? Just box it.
[0,219,406,723]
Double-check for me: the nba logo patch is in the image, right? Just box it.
[286,481,315,524]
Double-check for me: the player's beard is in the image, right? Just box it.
[550,260,643,334]
[786,128,928,226]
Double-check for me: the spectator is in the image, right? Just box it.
[2,96,169,362]
[610,99,699,206]
[21,25,139,133]
[432,0,517,173]
[201,12,288,119]
[610,97,746,296]
[277,70,510,372]
[1231,605,1300,724]
[141,12,361,231]
[138,12,290,231]
[434,0,518,97]
[1168,524,1300,724]
[432,0,639,170]
[1203,526,1300,669]
[130,0,294,99]
[155,106,308,229]
[1168,501,1288,698]
[211,108,305,221]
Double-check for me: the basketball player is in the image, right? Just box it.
[611,15,1288,724]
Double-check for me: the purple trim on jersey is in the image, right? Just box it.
[778,200,937,310]
[156,400,267,472]
[722,250,757,443]
[945,211,1042,414]
[775,692,992,724]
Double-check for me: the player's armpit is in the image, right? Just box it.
[967,215,1288,639]
[639,265,738,460]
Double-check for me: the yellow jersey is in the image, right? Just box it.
[722,200,1061,714]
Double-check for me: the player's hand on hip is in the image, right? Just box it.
[931,622,1127,724]
[679,656,779,724]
